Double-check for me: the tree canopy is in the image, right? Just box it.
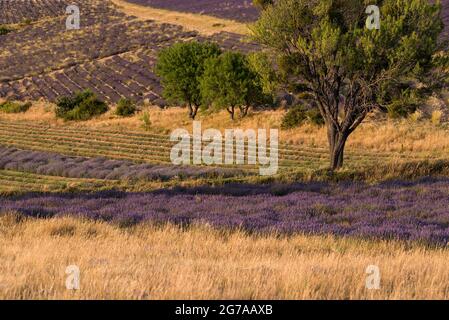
[251,0,449,170]
[200,51,268,120]
[155,41,221,119]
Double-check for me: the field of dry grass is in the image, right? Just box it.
[2,101,448,156]
[1,212,448,300]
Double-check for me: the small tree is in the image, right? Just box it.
[252,0,449,170]
[200,51,267,120]
[155,41,221,119]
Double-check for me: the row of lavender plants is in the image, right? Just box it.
[2,177,449,245]
[0,146,246,180]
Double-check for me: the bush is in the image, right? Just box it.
[140,111,151,131]
[387,100,418,119]
[306,108,325,126]
[0,25,11,36]
[0,101,32,113]
[115,98,136,117]
[281,105,307,129]
[431,110,443,126]
[55,90,108,121]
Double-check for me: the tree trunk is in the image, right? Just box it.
[188,103,194,119]
[227,106,235,120]
[327,124,348,171]
[191,105,199,119]
[188,103,199,120]
[239,106,249,118]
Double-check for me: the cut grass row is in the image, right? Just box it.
[0,121,443,172]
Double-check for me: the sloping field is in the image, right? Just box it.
[0,0,257,104]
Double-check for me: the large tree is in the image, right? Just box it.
[251,0,449,170]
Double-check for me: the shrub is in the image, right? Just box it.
[0,25,11,35]
[408,110,423,122]
[387,101,418,119]
[306,108,325,126]
[141,111,151,131]
[55,90,108,121]
[0,101,32,113]
[431,110,443,126]
[281,105,306,129]
[20,18,32,26]
[115,98,136,117]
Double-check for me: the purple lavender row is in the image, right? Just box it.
[0,146,247,180]
[2,178,449,245]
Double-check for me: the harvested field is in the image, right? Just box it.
[0,120,444,174]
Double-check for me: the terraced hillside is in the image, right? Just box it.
[0,0,257,105]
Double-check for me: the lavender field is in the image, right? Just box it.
[3,178,449,245]
[0,146,246,181]
[126,0,259,22]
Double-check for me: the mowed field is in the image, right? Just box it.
[0,0,449,299]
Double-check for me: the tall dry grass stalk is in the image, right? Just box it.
[1,213,449,300]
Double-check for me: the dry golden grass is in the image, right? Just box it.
[3,102,447,156]
[1,213,449,300]
[110,0,249,36]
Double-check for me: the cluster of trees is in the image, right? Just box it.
[155,42,272,120]
[156,0,448,170]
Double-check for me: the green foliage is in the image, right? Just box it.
[0,25,11,35]
[251,0,449,169]
[386,102,416,119]
[200,51,268,119]
[281,105,307,129]
[252,0,274,10]
[0,101,32,113]
[141,111,151,131]
[281,105,325,129]
[306,108,325,126]
[55,90,108,121]
[20,18,32,26]
[247,52,279,95]
[115,98,137,117]
[155,41,221,119]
